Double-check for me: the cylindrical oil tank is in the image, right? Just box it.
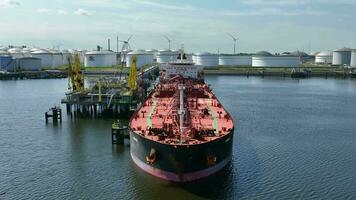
[252,51,300,67]
[31,50,53,68]
[50,50,63,68]
[351,49,356,68]
[194,52,219,68]
[219,54,252,66]
[8,48,24,59]
[126,50,154,68]
[61,49,71,65]
[315,51,332,64]
[84,50,116,67]
[332,48,351,66]
[0,55,15,72]
[77,49,87,64]
[17,57,41,71]
[156,50,179,64]
[146,49,158,62]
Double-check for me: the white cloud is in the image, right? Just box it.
[240,0,356,6]
[37,8,68,15]
[221,8,325,16]
[56,9,67,15]
[0,0,21,7]
[133,0,197,11]
[37,8,51,13]
[74,8,91,16]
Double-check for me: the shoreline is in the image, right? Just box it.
[1,66,354,80]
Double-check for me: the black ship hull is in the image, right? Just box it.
[129,130,234,182]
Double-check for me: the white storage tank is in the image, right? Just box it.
[194,52,219,67]
[31,50,53,68]
[61,49,71,65]
[84,50,116,67]
[291,51,310,63]
[145,49,158,62]
[17,57,41,71]
[252,51,300,67]
[310,52,320,57]
[156,49,179,64]
[332,48,351,66]
[126,50,154,68]
[50,50,63,68]
[21,49,32,58]
[315,51,332,64]
[351,49,356,68]
[0,55,14,72]
[8,48,24,59]
[219,54,252,66]
[77,49,87,64]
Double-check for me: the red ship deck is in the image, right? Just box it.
[130,77,234,146]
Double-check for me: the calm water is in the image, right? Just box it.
[1,76,356,200]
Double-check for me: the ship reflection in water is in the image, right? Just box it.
[1,77,356,199]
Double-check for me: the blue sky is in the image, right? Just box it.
[0,0,355,53]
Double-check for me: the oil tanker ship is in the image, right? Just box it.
[129,51,234,182]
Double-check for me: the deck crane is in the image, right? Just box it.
[128,56,138,95]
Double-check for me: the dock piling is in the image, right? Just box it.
[45,106,62,123]
[112,120,129,145]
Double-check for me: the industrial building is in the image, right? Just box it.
[252,51,300,67]
[332,48,351,66]
[194,52,219,67]
[126,50,154,68]
[315,51,333,64]
[31,50,53,68]
[16,57,41,71]
[351,49,356,68]
[219,54,252,66]
[84,50,116,67]
[156,50,179,64]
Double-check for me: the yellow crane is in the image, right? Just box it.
[128,56,138,94]
[67,53,84,92]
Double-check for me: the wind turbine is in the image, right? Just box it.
[119,34,134,64]
[119,34,134,52]
[227,33,238,54]
[163,35,172,50]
